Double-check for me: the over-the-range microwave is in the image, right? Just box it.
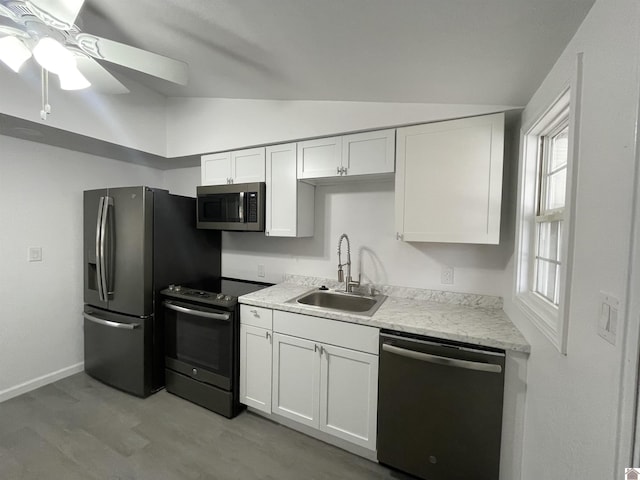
[196,182,266,231]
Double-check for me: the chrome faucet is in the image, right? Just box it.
[337,233,360,293]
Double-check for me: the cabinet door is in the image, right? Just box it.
[297,136,343,179]
[272,333,320,428]
[395,113,504,244]
[201,152,231,186]
[266,143,298,237]
[342,129,395,176]
[319,344,378,450]
[240,324,272,414]
[231,147,265,183]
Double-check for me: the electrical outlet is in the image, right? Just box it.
[28,247,42,262]
[441,266,454,285]
[257,264,265,278]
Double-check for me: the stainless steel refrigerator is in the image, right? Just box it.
[83,186,221,397]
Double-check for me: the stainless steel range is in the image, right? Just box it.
[161,278,270,418]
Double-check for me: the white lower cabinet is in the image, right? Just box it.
[271,333,320,427]
[239,324,272,414]
[319,343,378,450]
[240,306,380,453]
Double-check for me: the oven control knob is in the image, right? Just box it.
[224,296,231,301]
[216,293,224,300]
[168,284,175,291]
[192,368,197,376]
[174,285,182,292]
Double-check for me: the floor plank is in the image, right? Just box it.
[0,373,413,480]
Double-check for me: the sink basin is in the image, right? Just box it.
[288,289,386,317]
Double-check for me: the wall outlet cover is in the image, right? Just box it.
[441,266,454,285]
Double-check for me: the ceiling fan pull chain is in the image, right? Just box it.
[40,68,51,121]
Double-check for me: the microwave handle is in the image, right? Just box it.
[238,191,244,223]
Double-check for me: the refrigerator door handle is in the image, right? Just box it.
[98,196,110,301]
[95,196,106,302]
[163,301,231,321]
[103,197,114,296]
[83,312,140,330]
[238,191,244,223]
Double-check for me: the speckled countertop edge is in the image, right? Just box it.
[239,280,530,354]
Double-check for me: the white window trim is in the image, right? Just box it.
[514,54,583,354]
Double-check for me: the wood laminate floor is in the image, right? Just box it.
[0,373,412,480]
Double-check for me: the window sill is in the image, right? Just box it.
[514,292,566,354]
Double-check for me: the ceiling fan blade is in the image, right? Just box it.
[27,0,85,29]
[75,54,129,94]
[76,33,188,86]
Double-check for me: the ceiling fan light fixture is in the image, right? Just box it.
[0,35,32,72]
[58,67,90,90]
[33,37,76,75]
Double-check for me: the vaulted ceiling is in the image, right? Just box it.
[79,0,596,106]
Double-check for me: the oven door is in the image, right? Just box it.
[163,299,234,390]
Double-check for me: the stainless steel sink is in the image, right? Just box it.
[287,288,387,317]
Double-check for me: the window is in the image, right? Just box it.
[534,115,569,305]
[515,86,577,354]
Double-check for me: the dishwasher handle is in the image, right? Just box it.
[382,343,502,374]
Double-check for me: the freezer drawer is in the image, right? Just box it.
[83,305,151,397]
[377,332,505,480]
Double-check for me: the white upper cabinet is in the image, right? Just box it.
[297,136,343,179]
[201,152,231,186]
[297,129,395,180]
[231,147,266,183]
[265,143,314,238]
[201,147,265,185]
[395,113,505,244]
[342,129,395,176]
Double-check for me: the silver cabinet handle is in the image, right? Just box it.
[320,345,325,356]
[83,313,139,330]
[314,344,318,352]
[250,309,259,317]
[266,331,271,342]
[342,167,347,175]
[382,343,502,374]
[163,301,230,321]
[336,166,341,175]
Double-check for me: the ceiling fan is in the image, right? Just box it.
[0,0,188,118]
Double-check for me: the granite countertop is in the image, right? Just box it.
[239,279,530,353]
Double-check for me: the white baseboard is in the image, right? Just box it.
[0,362,85,403]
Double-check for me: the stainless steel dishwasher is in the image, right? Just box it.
[377,331,505,480]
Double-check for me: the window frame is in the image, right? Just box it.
[514,76,580,354]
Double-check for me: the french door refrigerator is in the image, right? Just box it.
[83,186,221,397]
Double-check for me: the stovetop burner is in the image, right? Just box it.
[161,279,272,310]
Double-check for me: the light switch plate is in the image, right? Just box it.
[598,292,620,345]
[28,247,42,262]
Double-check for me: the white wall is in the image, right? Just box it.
[502,0,640,478]
[164,166,514,296]
[0,66,168,156]
[0,135,164,400]
[165,97,518,157]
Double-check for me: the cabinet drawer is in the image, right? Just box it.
[240,305,273,329]
[273,310,379,355]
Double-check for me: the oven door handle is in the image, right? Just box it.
[163,301,231,321]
